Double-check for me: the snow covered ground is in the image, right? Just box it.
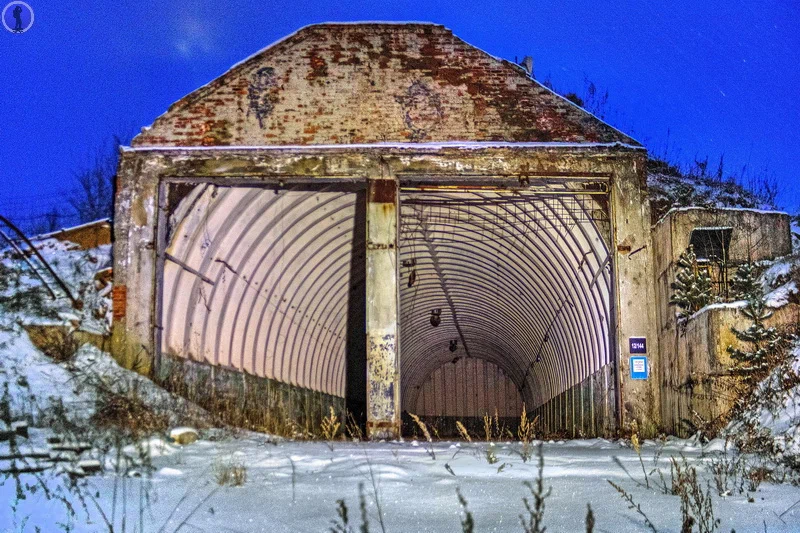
[4,232,800,532]
[4,435,800,532]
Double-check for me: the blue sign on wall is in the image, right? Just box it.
[629,337,647,354]
[630,356,649,380]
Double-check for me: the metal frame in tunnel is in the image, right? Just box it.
[396,179,620,435]
[151,175,621,438]
[153,177,370,417]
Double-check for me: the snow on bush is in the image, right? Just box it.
[0,237,207,430]
[761,255,800,308]
[726,342,800,467]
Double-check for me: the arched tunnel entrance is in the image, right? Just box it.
[398,186,617,437]
[156,177,618,439]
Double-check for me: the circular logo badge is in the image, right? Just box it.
[2,2,34,34]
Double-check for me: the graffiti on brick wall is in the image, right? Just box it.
[247,67,280,128]
[395,80,444,141]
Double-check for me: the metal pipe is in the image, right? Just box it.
[0,229,58,301]
[0,215,80,308]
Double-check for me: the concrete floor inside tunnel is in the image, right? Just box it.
[158,182,618,439]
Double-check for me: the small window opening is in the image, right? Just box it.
[689,227,732,262]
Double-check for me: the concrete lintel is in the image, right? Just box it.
[118,146,641,188]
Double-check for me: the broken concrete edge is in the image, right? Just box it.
[33,219,113,250]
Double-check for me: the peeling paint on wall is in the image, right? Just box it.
[247,67,280,129]
[395,81,444,141]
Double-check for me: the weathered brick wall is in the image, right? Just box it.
[133,23,637,147]
[44,220,112,250]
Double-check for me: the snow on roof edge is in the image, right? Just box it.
[122,141,645,153]
[653,205,790,229]
[34,218,111,240]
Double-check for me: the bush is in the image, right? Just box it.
[27,326,80,363]
[727,299,786,380]
[213,456,247,487]
[90,380,169,439]
[670,246,714,319]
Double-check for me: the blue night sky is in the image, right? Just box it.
[1,0,798,228]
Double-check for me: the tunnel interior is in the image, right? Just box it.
[159,179,616,436]
[398,187,615,432]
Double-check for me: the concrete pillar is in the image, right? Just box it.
[611,153,661,437]
[365,177,401,440]
[111,153,162,375]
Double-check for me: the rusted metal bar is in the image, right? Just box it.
[164,252,215,285]
[0,229,58,301]
[0,215,81,309]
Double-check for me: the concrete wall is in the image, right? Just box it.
[660,304,800,436]
[653,207,794,435]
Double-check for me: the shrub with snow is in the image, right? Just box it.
[669,245,714,319]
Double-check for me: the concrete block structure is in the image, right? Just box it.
[653,207,794,435]
[112,22,662,439]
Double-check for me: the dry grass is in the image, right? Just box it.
[456,420,472,442]
[321,406,341,441]
[409,412,436,460]
[213,457,247,487]
[90,381,169,439]
[518,405,538,462]
[483,408,510,441]
[409,413,432,443]
[345,411,363,441]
